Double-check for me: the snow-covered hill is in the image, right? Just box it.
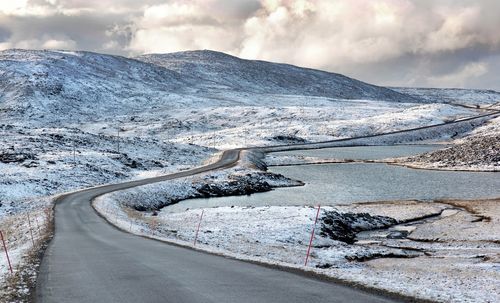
[0,49,201,123]
[393,87,500,106]
[1,48,498,297]
[0,48,494,207]
[0,49,425,125]
[4,48,500,127]
[136,50,418,102]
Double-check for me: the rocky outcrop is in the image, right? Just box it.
[123,170,302,212]
[320,211,397,244]
[405,133,499,170]
[0,152,37,163]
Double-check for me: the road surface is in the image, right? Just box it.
[36,111,500,302]
[36,149,398,303]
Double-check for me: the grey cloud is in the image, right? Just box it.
[208,0,261,20]
[0,26,10,42]
[0,12,133,54]
[26,0,165,13]
[335,48,499,90]
[0,0,499,90]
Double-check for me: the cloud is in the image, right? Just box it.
[0,10,133,54]
[124,0,500,89]
[42,38,76,49]
[0,0,500,89]
[127,1,259,54]
[0,26,10,42]
[236,0,500,67]
[429,62,488,88]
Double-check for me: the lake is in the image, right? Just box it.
[164,145,500,212]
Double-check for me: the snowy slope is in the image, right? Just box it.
[137,50,419,102]
[1,48,498,300]
[5,49,499,128]
[3,49,499,128]
[0,49,426,126]
[0,49,200,123]
[0,49,482,211]
[392,87,500,106]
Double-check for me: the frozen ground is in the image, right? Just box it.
[0,124,213,216]
[398,116,500,171]
[0,203,52,301]
[167,102,475,149]
[1,49,499,301]
[392,87,500,107]
[0,98,478,219]
[95,186,500,303]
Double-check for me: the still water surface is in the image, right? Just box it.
[273,144,441,160]
[165,145,500,212]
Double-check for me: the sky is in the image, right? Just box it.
[1,0,499,90]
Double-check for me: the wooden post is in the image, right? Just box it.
[193,210,204,246]
[0,231,13,273]
[304,205,321,267]
[117,128,120,154]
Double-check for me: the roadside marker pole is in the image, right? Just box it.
[150,218,157,235]
[117,128,120,154]
[0,231,13,274]
[27,213,35,247]
[304,205,321,267]
[213,130,216,150]
[193,210,204,246]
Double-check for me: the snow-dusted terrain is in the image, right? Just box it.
[1,48,499,301]
[95,183,500,303]
[1,49,484,215]
[0,49,421,125]
[398,116,500,171]
[393,87,500,107]
[137,50,418,102]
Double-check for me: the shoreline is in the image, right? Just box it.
[5,110,498,302]
[94,196,500,303]
[267,157,499,172]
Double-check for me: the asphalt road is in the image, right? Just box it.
[36,111,500,302]
[36,147,400,303]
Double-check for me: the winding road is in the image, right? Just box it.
[36,110,499,302]
[36,148,396,303]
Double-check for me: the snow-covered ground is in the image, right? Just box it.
[95,186,500,303]
[0,124,213,216]
[137,50,418,103]
[398,116,500,171]
[0,99,478,217]
[1,48,499,301]
[167,102,475,149]
[392,87,500,107]
[0,203,52,300]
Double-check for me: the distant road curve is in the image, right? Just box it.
[36,152,399,303]
[36,110,499,303]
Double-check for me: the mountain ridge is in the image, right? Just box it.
[0,48,447,125]
[136,49,418,102]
